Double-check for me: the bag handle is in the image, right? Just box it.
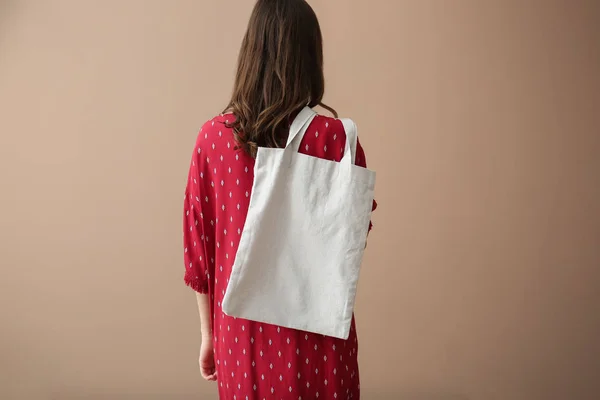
[286,106,317,149]
[340,118,358,165]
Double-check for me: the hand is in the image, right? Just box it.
[199,336,217,381]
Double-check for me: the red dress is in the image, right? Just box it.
[183,112,375,400]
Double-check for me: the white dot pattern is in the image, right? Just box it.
[183,113,376,399]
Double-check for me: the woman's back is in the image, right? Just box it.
[184,112,370,399]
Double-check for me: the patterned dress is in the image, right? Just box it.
[183,112,376,399]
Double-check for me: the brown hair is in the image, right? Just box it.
[224,0,337,158]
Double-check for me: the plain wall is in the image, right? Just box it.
[1,1,599,399]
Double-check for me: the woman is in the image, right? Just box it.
[183,1,375,398]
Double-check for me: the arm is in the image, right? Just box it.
[196,292,217,381]
[183,130,216,381]
[196,292,212,340]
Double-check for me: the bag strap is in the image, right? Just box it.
[286,106,317,149]
[340,118,358,165]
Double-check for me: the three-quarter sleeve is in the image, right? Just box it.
[183,144,211,294]
[355,138,377,232]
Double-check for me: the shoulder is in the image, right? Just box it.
[187,113,238,173]
[194,113,236,148]
[302,111,369,164]
[301,113,348,161]
[197,113,235,138]
[304,114,347,142]
[311,114,345,133]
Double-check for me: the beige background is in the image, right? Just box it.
[1,1,599,399]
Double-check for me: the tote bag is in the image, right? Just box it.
[222,107,376,339]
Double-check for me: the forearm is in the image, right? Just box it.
[195,292,212,340]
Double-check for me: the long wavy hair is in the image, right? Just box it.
[224,0,337,158]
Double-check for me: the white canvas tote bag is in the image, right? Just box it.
[222,106,376,339]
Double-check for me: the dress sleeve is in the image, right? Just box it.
[355,138,377,232]
[183,144,210,294]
